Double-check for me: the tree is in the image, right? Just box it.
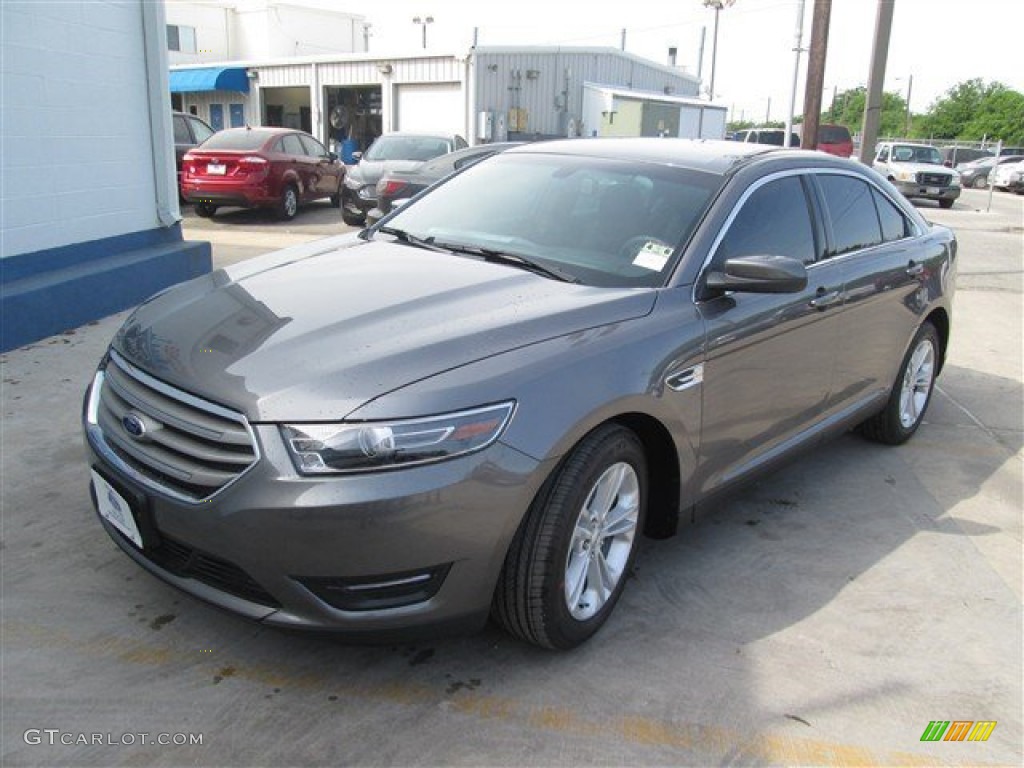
[914,79,1024,145]
[826,86,908,137]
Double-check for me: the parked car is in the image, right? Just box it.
[84,139,955,649]
[180,127,345,220]
[365,142,524,226]
[939,146,993,168]
[734,127,799,147]
[991,159,1024,193]
[172,111,215,187]
[956,155,1024,188]
[873,141,961,208]
[341,132,468,226]
[795,122,854,157]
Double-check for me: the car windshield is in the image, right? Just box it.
[891,145,943,165]
[199,129,278,151]
[378,153,722,288]
[364,136,451,162]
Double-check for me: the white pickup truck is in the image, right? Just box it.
[873,142,961,208]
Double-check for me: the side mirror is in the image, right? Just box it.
[705,254,808,294]
[328,152,339,162]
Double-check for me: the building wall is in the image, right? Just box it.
[166,0,366,65]
[179,90,260,129]
[473,48,699,138]
[166,0,233,65]
[2,0,162,257]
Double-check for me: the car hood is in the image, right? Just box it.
[112,240,656,421]
[887,162,958,177]
[349,160,424,186]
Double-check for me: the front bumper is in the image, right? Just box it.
[84,377,546,638]
[341,185,375,220]
[890,179,961,202]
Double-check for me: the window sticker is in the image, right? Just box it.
[633,241,673,271]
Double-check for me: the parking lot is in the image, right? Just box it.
[2,187,1021,766]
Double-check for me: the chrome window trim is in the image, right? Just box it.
[86,350,261,505]
[693,166,922,303]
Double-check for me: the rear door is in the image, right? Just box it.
[812,172,934,409]
[695,172,845,496]
[280,132,317,199]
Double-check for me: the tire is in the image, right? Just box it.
[492,424,647,650]
[277,184,298,221]
[860,322,940,445]
[195,202,217,218]
[342,209,364,227]
[938,198,954,209]
[973,176,988,189]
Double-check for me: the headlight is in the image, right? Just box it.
[282,402,516,474]
[894,169,917,182]
[343,175,363,190]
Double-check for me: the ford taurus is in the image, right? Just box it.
[84,139,956,649]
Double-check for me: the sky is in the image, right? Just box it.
[323,0,1024,126]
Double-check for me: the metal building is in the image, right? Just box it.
[170,45,708,157]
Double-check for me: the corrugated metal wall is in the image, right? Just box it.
[180,90,259,128]
[473,49,698,138]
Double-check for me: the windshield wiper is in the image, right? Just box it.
[376,226,448,253]
[432,241,580,283]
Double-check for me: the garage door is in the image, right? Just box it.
[395,83,463,135]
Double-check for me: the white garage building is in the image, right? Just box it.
[171,45,721,159]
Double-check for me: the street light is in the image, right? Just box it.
[702,0,736,100]
[896,74,913,137]
[412,15,434,50]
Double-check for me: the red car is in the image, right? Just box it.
[181,127,345,220]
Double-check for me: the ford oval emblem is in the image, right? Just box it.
[122,412,146,438]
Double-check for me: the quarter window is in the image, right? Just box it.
[871,188,910,241]
[716,176,817,265]
[817,175,882,256]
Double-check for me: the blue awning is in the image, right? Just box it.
[169,67,249,94]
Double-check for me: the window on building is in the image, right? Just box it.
[167,24,197,53]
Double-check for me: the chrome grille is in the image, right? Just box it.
[91,351,258,501]
[918,172,952,186]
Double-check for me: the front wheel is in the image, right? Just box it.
[277,184,298,221]
[860,322,940,445]
[973,176,988,189]
[492,424,647,650]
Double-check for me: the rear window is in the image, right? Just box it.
[819,125,851,144]
[199,130,276,151]
[365,136,451,162]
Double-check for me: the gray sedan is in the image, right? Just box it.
[84,139,956,649]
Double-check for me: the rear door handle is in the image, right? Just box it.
[809,288,842,310]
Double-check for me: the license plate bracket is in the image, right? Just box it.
[91,468,160,550]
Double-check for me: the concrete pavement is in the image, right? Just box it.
[1,188,1020,766]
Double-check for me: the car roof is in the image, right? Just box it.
[510,138,776,175]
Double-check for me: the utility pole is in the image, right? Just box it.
[784,0,806,149]
[801,0,831,149]
[765,97,771,124]
[858,0,895,164]
[904,73,913,135]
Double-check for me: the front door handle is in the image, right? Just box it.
[906,261,926,277]
[809,288,842,310]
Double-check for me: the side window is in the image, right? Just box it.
[298,134,327,158]
[877,146,890,162]
[715,176,817,266]
[281,134,305,156]
[172,115,190,144]
[189,118,214,145]
[871,187,910,241]
[817,175,882,256]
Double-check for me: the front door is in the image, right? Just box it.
[695,173,844,497]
